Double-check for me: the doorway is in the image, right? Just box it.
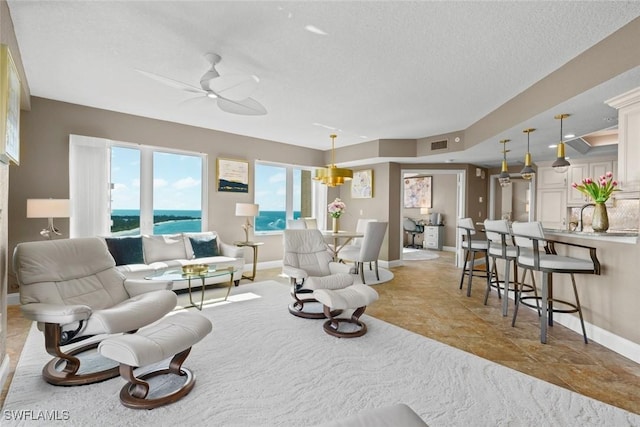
[400,168,466,266]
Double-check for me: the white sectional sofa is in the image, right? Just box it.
[103,232,245,290]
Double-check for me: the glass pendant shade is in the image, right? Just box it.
[520,128,535,180]
[552,114,571,173]
[313,134,353,187]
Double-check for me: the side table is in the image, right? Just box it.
[233,241,264,281]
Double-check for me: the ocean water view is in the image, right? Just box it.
[111,209,299,235]
[255,211,300,231]
[111,209,202,235]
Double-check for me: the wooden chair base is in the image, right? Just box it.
[322,318,368,338]
[42,341,120,386]
[288,297,342,319]
[118,348,196,410]
[322,306,368,338]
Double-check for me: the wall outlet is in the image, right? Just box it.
[478,211,482,217]
[479,196,483,203]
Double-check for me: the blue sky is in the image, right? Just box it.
[254,164,301,212]
[111,147,202,211]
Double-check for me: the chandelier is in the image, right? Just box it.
[552,113,571,173]
[498,139,511,187]
[520,128,536,180]
[313,134,353,187]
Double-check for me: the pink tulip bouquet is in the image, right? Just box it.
[572,171,619,203]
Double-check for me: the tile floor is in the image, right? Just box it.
[2,250,639,415]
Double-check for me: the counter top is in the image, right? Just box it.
[544,228,638,244]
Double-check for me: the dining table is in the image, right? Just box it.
[320,230,364,261]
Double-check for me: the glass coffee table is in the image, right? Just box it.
[145,266,236,311]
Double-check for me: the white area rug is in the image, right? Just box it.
[403,248,440,261]
[4,281,639,426]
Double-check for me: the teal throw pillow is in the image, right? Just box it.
[190,236,219,258]
[105,237,144,266]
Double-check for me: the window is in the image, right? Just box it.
[254,162,318,232]
[70,135,206,237]
[110,146,204,235]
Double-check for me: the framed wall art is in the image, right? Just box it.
[0,45,21,165]
[351,169,373,198]
[217,158,249,192]
[403,176,432,208]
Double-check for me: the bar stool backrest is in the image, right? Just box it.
[511,221,545,249]
[483,219,510,244]
[458,217,476,235]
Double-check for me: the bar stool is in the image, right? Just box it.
[511,221,600,344]
[457,218,490,297]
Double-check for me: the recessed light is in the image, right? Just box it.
[548,144,557,148]
[304,25,327,35]
[564,134,575,139]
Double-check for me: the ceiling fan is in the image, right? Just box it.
[137,53,267,116]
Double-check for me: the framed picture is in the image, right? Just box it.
[217,158,249,192]
[351,169,374,198]
[0,45,21,165]
[403,176,432,208]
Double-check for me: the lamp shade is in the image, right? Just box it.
[235,203,259,217]
[27,199,70,218]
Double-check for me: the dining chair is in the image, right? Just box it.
[286,219,307,229]
[511,221,600,344]
[338,221,388,284]
[457,217,490,297]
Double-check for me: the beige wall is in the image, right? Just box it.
[7,97,326,292]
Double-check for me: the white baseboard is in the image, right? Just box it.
[506,291,640,364]
[0,355,10,393]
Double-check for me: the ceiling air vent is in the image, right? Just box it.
[431,139,448,150]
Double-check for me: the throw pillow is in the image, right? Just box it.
[142,234,188,264]
[105,237,144,266]
[189,236,219,258]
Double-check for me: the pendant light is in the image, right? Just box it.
[498,139,511,187]
[520,128,536,180]
[552,113,571,173]
[313,134,353,187]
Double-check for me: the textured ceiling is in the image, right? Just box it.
[7,1,640,166]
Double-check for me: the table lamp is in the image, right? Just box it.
[27,198,70,239]
[235,203,259,243]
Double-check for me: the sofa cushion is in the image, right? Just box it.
[189,236,220,258]
[183,232,219,259]
[105,236,144,266]
[143,234,187,264]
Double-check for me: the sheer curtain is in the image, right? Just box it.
[69,134,111,237]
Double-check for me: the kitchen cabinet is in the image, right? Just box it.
[537,187,567,229]
[607,87,640,196]
[538,167,566,188]
[422,225,444,250]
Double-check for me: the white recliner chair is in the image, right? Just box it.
[282,229,354,318]
[13,237,178,386]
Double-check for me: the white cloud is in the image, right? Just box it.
[269,173,286,184]
[172,177,200,190]
[154,178,168,188]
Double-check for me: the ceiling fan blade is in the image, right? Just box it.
[208,74,260,101]
[136,69,205,94]
[217,97,267,116]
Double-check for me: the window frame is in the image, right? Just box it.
[254,160,323,235]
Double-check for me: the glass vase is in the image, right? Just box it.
[592,202,609,233]
[332,217,339,233]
